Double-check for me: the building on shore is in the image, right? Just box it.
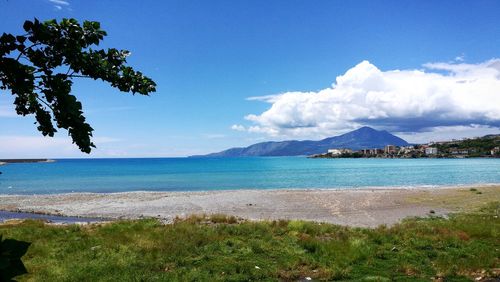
[328,148,353,156]
[450,149,468,155]
[361,148,382,155]
[492,147,500,156]
[384,145,397,154]
[398,146,415,155]
[425,147,438,155]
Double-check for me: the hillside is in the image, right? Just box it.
[433,134,500,157]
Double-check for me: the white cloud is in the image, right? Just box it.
[246,95,281,102]
[0,104,17,118]
[48,0,70,11]
[49,0,69,5]
[242,59,500,139]
[0,135,121,158]
[231,124,246,131]
[0,136,78,158]
[454,55,465,62]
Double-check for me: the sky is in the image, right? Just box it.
[1,0,500,158]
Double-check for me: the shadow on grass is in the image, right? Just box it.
[0,235,30,281]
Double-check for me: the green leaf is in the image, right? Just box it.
[16,35,26,44]
[22,20,33,32]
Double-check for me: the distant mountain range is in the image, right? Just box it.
[193,127,409,157]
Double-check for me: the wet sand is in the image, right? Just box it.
[0,185,498,227]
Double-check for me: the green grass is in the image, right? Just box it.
[1,203,499,281]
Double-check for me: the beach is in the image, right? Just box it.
[1,185,498,227]
[2,158,499,227]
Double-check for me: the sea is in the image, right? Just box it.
[0,157,499,194]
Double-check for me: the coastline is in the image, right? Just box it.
[0,159,54,165]
[1,185,498,227]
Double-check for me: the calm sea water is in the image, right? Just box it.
[0,157,499,194]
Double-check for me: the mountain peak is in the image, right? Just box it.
[331,126,385,140]
[351,126,378,133]
[357,126,376,130]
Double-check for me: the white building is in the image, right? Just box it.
[361,148,381,155]
[425,147,438,155]
[384,145,397,154]
[328,148,352,155]
[398,146,414,154]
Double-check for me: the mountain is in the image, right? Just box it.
[194,127,409,157]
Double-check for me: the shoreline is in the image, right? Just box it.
[1,185,498,227]
[2,182,499,197]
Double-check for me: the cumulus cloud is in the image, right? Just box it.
[242,59,500,138]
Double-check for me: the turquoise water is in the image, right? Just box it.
[0,157,499,194]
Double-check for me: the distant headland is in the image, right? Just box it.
[0,159,55,165]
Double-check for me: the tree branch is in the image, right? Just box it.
[15,52,24,61]
[34,93,54,111]
[34,74,91,79]
[15,43,42,62]
[68,74,91,78]
[33,86,51,102]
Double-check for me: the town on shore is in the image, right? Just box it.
[310,134,500,159]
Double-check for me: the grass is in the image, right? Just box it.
[0,203,499,281]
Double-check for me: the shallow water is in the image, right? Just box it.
[0,157,499,194]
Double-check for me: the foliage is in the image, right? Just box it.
[0,18,156,153]
[0,235,31,281]
[0,203,498,281]
[435,135,500,156]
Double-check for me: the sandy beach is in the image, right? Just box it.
[0,185,498,227]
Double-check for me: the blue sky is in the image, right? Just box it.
[1,0,500,157]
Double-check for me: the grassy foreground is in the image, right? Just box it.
[1,203,499,281]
